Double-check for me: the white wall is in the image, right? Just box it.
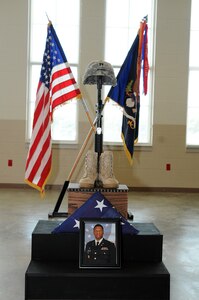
[0,0,198,190]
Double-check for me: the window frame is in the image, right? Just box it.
[103,0,156,147]
[26,0,80,145]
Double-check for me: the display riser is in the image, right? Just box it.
[25,220,170,300]
[32,221,163,262]
[67,183,129,218]
[25,260,170,300]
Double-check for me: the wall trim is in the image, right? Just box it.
[0,183,199,193]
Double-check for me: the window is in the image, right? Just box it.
[27,0,80,142]
[103,0,156,145]
[28,0,155,145]
[186,0,199,146]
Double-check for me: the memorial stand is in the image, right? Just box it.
[26,60,170,300]
[25,220,170,300]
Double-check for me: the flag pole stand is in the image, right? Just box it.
[48,181,69,218]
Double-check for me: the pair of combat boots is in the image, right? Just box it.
[79,150,119,189]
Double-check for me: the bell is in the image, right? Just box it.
[83,61,117,86]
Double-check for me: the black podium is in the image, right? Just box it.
[25,220,170,299]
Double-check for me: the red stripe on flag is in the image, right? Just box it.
[51,67,71,81]
[37,154,52,189]
[52,78,77,94]
[32,82,45,127]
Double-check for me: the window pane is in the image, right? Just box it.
[190,0,199,30]
[186,0,199,146]
[106,0,130,28]
[186,108,199,145]
[51,100,77,141]
[189,32,199,67]
[105,28,129,65]
[30,25,47,62]
[105,0,153,65]
[103,101,123,143]
[139,105,151,143]
[187,70,199,107]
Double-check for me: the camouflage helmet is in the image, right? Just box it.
[83,61,117,86]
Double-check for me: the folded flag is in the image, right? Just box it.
[52,191,139,235]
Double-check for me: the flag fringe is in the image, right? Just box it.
[24,179,43,195]
[24,168,52,198]
[121,133,133,165]
[106,96,123,108]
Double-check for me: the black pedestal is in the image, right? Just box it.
[25,220,170,300]
[25,260,169,300]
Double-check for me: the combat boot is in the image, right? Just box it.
[99,151,119,188]
[79,150,97,188]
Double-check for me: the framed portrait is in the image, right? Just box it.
[79,218,121,269]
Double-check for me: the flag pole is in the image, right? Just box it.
[80,96,96,133]
[45,12,50,22]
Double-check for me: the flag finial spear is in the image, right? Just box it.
[45,12,51,25]
[143,15,148,23]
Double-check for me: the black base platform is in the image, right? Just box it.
[25,260,170,300]
[25,220,170,300]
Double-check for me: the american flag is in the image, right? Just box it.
[25,23,81,194]
[52,191,139,235]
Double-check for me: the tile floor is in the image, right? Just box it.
[0,187,199,300]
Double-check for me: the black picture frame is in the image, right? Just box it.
[79,218,121,269]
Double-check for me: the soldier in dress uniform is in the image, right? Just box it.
[84,224,116,265]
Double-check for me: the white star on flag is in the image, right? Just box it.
[94,199,107,212]
[73,219,80,229]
